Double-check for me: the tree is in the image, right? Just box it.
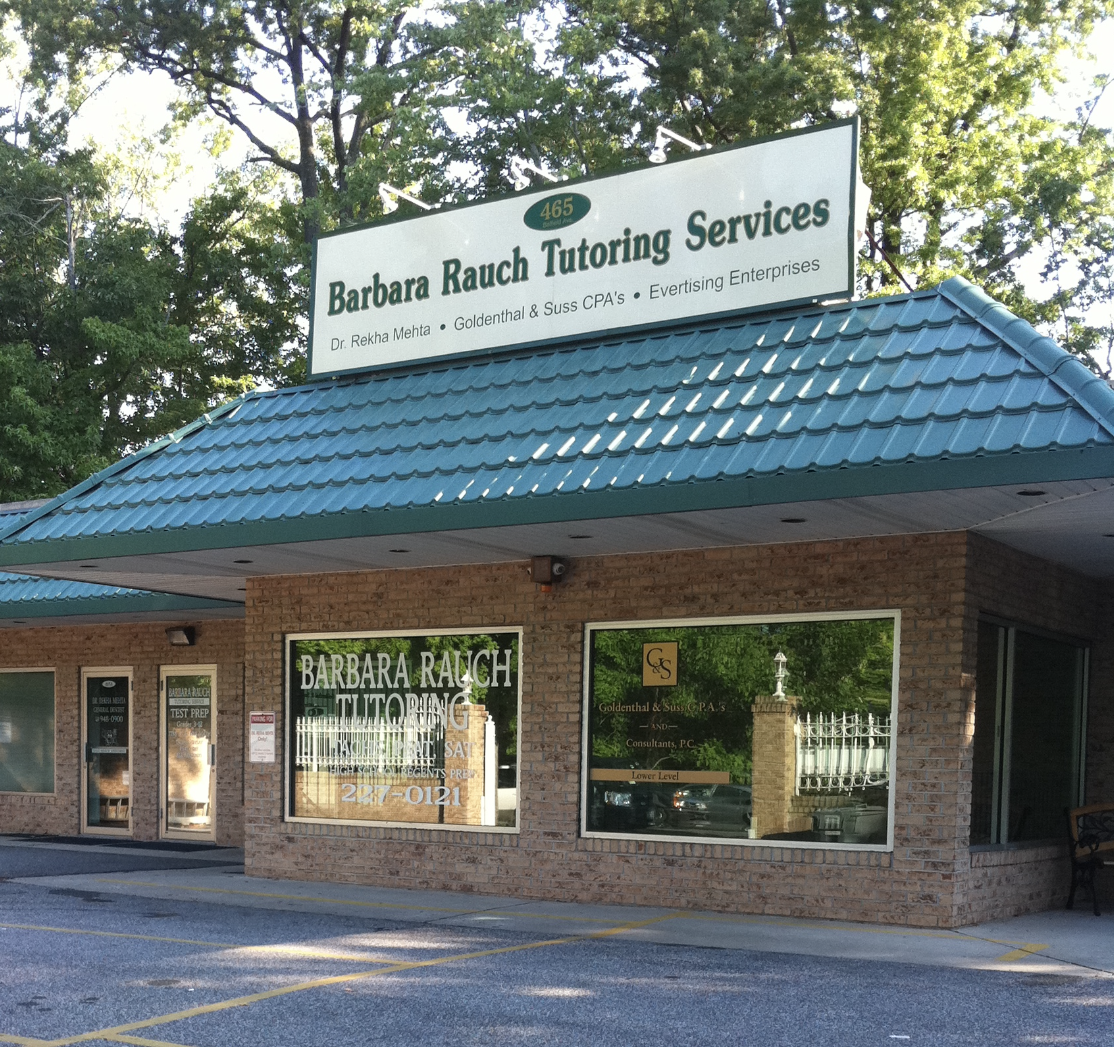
[3,0,475,241]
[543,0,1114,362]
[0,103,301,499]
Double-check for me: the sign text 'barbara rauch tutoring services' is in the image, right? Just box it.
[309,121,866,377]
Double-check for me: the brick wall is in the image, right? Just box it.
[0,619,245,845]
[245,532,988,926]
[958,533,1108,923]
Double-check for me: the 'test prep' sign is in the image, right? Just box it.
[309,120,863,378]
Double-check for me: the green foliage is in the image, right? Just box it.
[589,618,895,781]
[542,0,1114,363]
[0,126,299,499]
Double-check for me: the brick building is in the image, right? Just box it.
[2,276,1112,927]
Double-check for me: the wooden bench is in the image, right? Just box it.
[1067,804,1114,915]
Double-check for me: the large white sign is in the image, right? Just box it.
[309,120,861,378]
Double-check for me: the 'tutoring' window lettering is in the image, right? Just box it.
[286,630,520,829]
[583,613,899,847]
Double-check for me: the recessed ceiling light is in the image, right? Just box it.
[568,534,593,539]
[780,517,807,524]
[1017,489,1046,497]
[233,559,253,564]
[389,549,410,554]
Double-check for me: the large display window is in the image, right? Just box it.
[0,670,55,794]
[286,630,520,829]
[583,613,899,848]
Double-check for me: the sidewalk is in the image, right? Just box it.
[8,838,1113,979]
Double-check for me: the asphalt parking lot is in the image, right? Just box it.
[2,836,1114,1047]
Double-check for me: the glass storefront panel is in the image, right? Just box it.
[85,675,131,830]
[287,631,520,828]
[584,615,897,846]
[1008,631,1085,842]
[165,672,214,834]
[970,622,1086,846]
[0,671,55,794]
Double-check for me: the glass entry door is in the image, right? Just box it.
[83,671,132,833]
[162,667,216,838]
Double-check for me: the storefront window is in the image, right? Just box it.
[287,631,520,828]
[584,615,897,846]
[0,671,55,794]
[971,622,1086,845]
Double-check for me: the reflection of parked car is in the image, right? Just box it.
[673,784,752,833]
[810,803,887,844]
[592,781,675,831]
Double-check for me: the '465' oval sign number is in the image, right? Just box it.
[523,193,591,231]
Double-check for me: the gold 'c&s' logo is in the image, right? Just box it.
[642,642,678,687]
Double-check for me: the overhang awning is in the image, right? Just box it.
[2,276,1113,602]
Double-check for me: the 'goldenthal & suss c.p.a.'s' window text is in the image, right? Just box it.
[583,612,898,848]
[287,630,520,829]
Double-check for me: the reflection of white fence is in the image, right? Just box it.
[295,716,444,775]
[795,712,890,792]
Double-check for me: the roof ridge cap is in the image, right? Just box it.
[937,275,1114,438]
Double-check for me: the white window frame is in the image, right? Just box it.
[580,609,901,851]
[160,664,218,842]
[283,627,523,834]
[81,666,134,837]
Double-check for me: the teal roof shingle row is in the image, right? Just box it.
[2,276,1112,557]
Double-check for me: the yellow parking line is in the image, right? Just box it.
[0,1034,51,1046]
[42,912,683,1046]
[105,1036,201,1047]
[994,943,1050,962]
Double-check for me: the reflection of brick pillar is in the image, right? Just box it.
[751,695,799,838]
[443,702,487,825]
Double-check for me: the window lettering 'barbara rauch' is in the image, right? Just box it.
[287,632,520,829]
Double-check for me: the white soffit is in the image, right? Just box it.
[10,479,1114,601]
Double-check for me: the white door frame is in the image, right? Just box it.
[160,664,218,842]
[81,667,134,837]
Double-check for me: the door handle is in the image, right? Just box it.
[210,744,216,768]
[84,742,92,763]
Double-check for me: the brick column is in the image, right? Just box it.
[751,695,799,838]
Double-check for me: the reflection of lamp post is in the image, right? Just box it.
[773,651,788,701]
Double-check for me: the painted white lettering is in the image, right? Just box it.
[420,651,436,687]
[301,656,315,690]
[437,652,453,688]
[472,648,491,686]
[493,647,513,687]
[346,653,360,689]
[448,692,470,730]
[393,653,411,688]
[360,653,376,689]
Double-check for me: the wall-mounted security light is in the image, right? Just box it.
[530,556,567,590]
[378,183,440,215]
[166,626,196,647]
[508,157,561,192]
[648,126,711,164]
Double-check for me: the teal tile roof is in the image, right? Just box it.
[2,276,1113,562]
[0,507,239,618]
